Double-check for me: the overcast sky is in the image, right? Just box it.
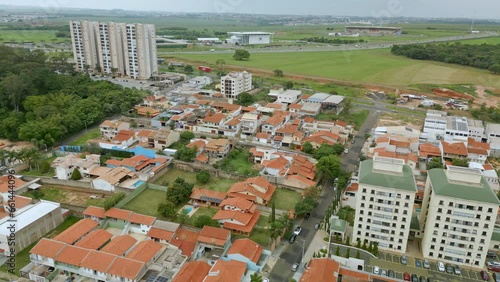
[2,0,499,19]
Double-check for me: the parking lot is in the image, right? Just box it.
[365,252,488,282]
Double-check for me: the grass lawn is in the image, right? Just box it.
[337,206,355,226]
[186,207,218,225]
[220,149,259,176]
[154,169,238,192]
[449,37,500,45]
[122,188,165,217]
[166,49,500,89]
[69,128,101,146]
[385,105,426,116]
[0,30,69,43]
[22,156,58,177]
[24,186,67,202]
[317,109,369,130]
[270,189,302,211]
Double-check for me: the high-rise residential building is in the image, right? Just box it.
[70,21,157,79]
[221,71,252,99]
[352,157,417,254]
[420,166,499,268]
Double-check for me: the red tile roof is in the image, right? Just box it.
[300,258,340,282]
[196,154,209,163]
[128,213,156,226]
[104,208,133,221]
[100,235,137,256]
[219,197,256,213]
[0,175,26,193]
[29,238,66,259]
[54,245,91,266]
[125,240,163,263]
[80,250,117,273]
[53,218,98,245]
[112,130,135,142]
[172,261,211,282]
[147,227,176,241]
[204,113,226,123]
[227,238,263,263]
[170,228,199,256]
[287,175,316,188]
[419,143,441,158]
[75,229,113,250]
[198,226,230,247]
[189,188,226,202]
[221,211,261,234]
[107,257,145,281]
[441,141,468,156]
[346,183,359,192]
[83,206,106,218]
[204,260,247,282]
[227,177,276,203]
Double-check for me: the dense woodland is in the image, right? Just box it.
[391,42,500,74]
[0,46,146,147]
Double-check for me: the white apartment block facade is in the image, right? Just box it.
[352,157,417,254]
[420,166,499,268]
[70,21,157,79]
[221,71,252,99]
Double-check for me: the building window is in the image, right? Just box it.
[359,217,363,222]
[439,200,444,205]
[488,208,493,213]
[438,208,442,213]
[436,216,441,220]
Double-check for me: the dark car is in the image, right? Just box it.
[387,270,395,278]
[305,213,311,220]
[289,234,296,244]
[419,276,426,282]
[403,272,410,281]
[415,259,422,268]
[481,270,490,281]
[445,264,453,274]
[411,274,418,282]
[494,273,500,282]
[489,252,498,259]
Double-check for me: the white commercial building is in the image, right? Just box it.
[70,21,158,79]
[445,116,469,142]
[221,71,252,99]
[467,119,486,142]
[227,32,273,45]
[420,166,499,268]
[276,90,301,105]
[352,157,417,254]
[423,110,447,142]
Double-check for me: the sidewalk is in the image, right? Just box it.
[303,229,329,262]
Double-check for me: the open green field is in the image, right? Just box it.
[154,168,238,192]
[220,149,259,176]
[270,189,302,211]
[167,49,500,89]
[122,188,165,216]
[69,128,101,146]
[448,37,500,45]
[0,29,67,43]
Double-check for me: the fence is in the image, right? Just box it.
[23,175,94,189]
[114,182,148,209]
[147,183,168,192]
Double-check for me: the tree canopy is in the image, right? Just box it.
[316,155,341,180]
[236,92,255,106]
[233,49,251,61]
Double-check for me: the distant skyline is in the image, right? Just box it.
[1,0,499,19]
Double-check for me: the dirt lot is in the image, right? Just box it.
[377,113,424,130]
[0,139,33,151]
[24,185,111,207]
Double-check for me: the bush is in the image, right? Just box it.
[194,215,219,228]
[196,171,211,184]
[39,161,50,174]
[30,189,45,199]
[103,192,126,210]
[71,169,82,180]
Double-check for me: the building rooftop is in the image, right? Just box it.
[226,238,263,263]
[29,238,66,259]
[107,257,145,281]
[204,260,247,282]
[358,159,416,192]
[83,206,106,218]
[54,245,91,266]
[74,229,113,250]
[80,250,117,273]
[100,235,137,256]
[300,258,340,282]
[52,218,98,245]
[228,31,273,35]
[428,168,500,204]
[198,226,230,246]
[172,261,211,282]
[0,200,60,234]
[446,116,469,132]
[329,217,347,233]
[125,240,163,263]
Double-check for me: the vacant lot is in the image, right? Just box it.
[154,168,238,192]
[24,186,109,207]
[122,188,165,217]
[69,128,101,146]
[167,49,500,89]
[377,112,424,130]
[220,149,259,176]
[271,189,303,211]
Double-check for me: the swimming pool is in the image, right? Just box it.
[184,206,193,214]
[131,180,145,188]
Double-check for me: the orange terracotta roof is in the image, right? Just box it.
[484,164,495,170]
[83,206,106,218]
[5,195,32,210]
[408,153,418,163]
[0,175,26,193]
[287,174,316,187]
[212,210,254,225]
[335,120,348,128]
[125,240,163,263]
[100,235,137,256]
[441,141,468,156]
[338,268,368,281]
[300,258,340,282]
[204,113,226,123]
[219,197,256,213]
[222,211,260,234]
[289,103,302,110]
[113,130,135,142]
[137,129,153,138]
[54,245,91,266]
[468,147,488,155]
[147,227,175,241]
[105,207,133,221]
[225,116,240,126]
[468,138,490,150]
[227,177,276,202]
[80,250,117,273]
[256,132,270,139]
[189,188,226,202]
[29,238,66,259]
[75,229,113,250]
[170,228,199,256]
[376,137,390,143]
[262,156,289,170]
[128,213,156,226]
[204,260,247,282]
[53,218,98,245]
[419,143,441,158]
[390,139,410,148]
[187,140,206,151]
[198,226,230,247]
[107,257,145,281]
[172,261,211,282]
[263,115,284,126]
[196,153,209,163]
[227,238,263,263]
[346,183,359,192]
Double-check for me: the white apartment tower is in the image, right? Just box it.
[221,71,252,99]
[70,21,157,79]
[352,157,417,254]
[420,166,499,268]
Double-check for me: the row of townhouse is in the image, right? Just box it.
[351,156,499,269]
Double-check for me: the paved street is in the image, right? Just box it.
[268,108,380,281]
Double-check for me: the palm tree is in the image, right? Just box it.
[0,149,6,167]
[6,150,18,165]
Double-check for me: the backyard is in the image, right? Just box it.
[122,188,165,217]
[270,189,303,211]
[23,186,109,207]
[154,168,238,192]
[218,148,259,177]
[21,156,57,177]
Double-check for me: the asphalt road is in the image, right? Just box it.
[268,108,380,281]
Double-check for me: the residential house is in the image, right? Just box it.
[203,260,247,282]
[110,130,137,148]
[418,143,441,161]
[274,123,303,148]
[134,106,162,118]
[100,120,130,140]
[172,261,211,282]
[104,208,133,225]
[288,103,303,114]
[440,141,468,161]
[276,89,301,105]
[147,220,181,244]
[92,167,137,191]
[105,155,158,172]
[223,238,269,272]
[261,156,290,178]
[372,149,418,171]
[226,177,276,205]
[218,115,241,137]
[125,240,163,267]
[83,206,106,224]
[302,118,336,134]
[298,102,321,116]
[53,218,99,245]
[170,228,200,259]
[248,147,277,164]
[100,235,137,256]
[212,198,261,235]
[467,137,490,164]
[255,132,271,144]
[189,188,227,207]
[195,226,232,263]
[0,175,28,195]
[373,134,419,155]
[205,139,231,159]
[300,258,340,282]
[143,95,169,109]
[261,115,286,135]
[137,129,180,150]
[303,131,340,149]
[240,113,260,138]
[74,229,113,250]
[52,154,100,180]
[196,113,227,134]
[284,155,317,188]
[128,213,156,234]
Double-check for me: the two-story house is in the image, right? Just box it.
[212,198,261,235]
[100,120,130,140]
[205,139,231,160]
[52,154,101,180]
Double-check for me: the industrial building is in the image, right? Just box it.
[344,26,402,36]
[227,32,273,45]
[70,21,158,79]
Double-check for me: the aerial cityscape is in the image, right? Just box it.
[0,1,500,282]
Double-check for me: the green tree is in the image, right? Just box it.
[345,236,350,246]
[489,64,500,74]
[332,143,345,155]
[284,81,294,90]
[184,65,194,73]
[180,131,195,144]
[39,161,50,174]
[174,145,197,162]
[273,69,284,77]
[196,171,211,184]
[345,248,350,258]
[342,98,352,116]
[216,59,226,74]
[368,242,373,253]
[166,177,194,205]
[373,242,379,256]
[157,200,177,219]
[451,158,468,167]
[177,212,189,224]
[302,141,314,154]
[294,196,315,217]
[236,92,255,106]
[313,144,337,159]
[316,155,341,180]
[233,49,251,61]
[250,273,263,282]
[427,157,444,170]
[270,197,276,223]
[356,239,361,249]
[355,249,361,259]
[335,245,340,256]
[194,215,219,228]
[71,169,82,180]
[362,240,367,250]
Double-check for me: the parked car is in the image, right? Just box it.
[293,227,302,236]
[480,270,490,281]
[489,261,500,267]
[401,255,408,265]
[373,266,380,275]
[291,263,299,272]
[387,270,395,278]
[415,259,422,268]
[403,272,410,281]
[344,149,349,154]
[445,264,453,274]
[289,235,296,244]
[381,269,387,276]
[411,274,418,282]
[304,213,310,220]
[314,223,320,230]
[419,276,426,282]
[438,262,445,272]
[488,265,500,272]
[423,259,430,269]
[454,265,461,275]
[494,273,500,282]
[263,279,269,282]
[488,252,498,258]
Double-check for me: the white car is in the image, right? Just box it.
[293,227,302,236]
[263,279,270,282]
[373,266,380,275]
[344,149,349,154]
[438,261,445,272]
